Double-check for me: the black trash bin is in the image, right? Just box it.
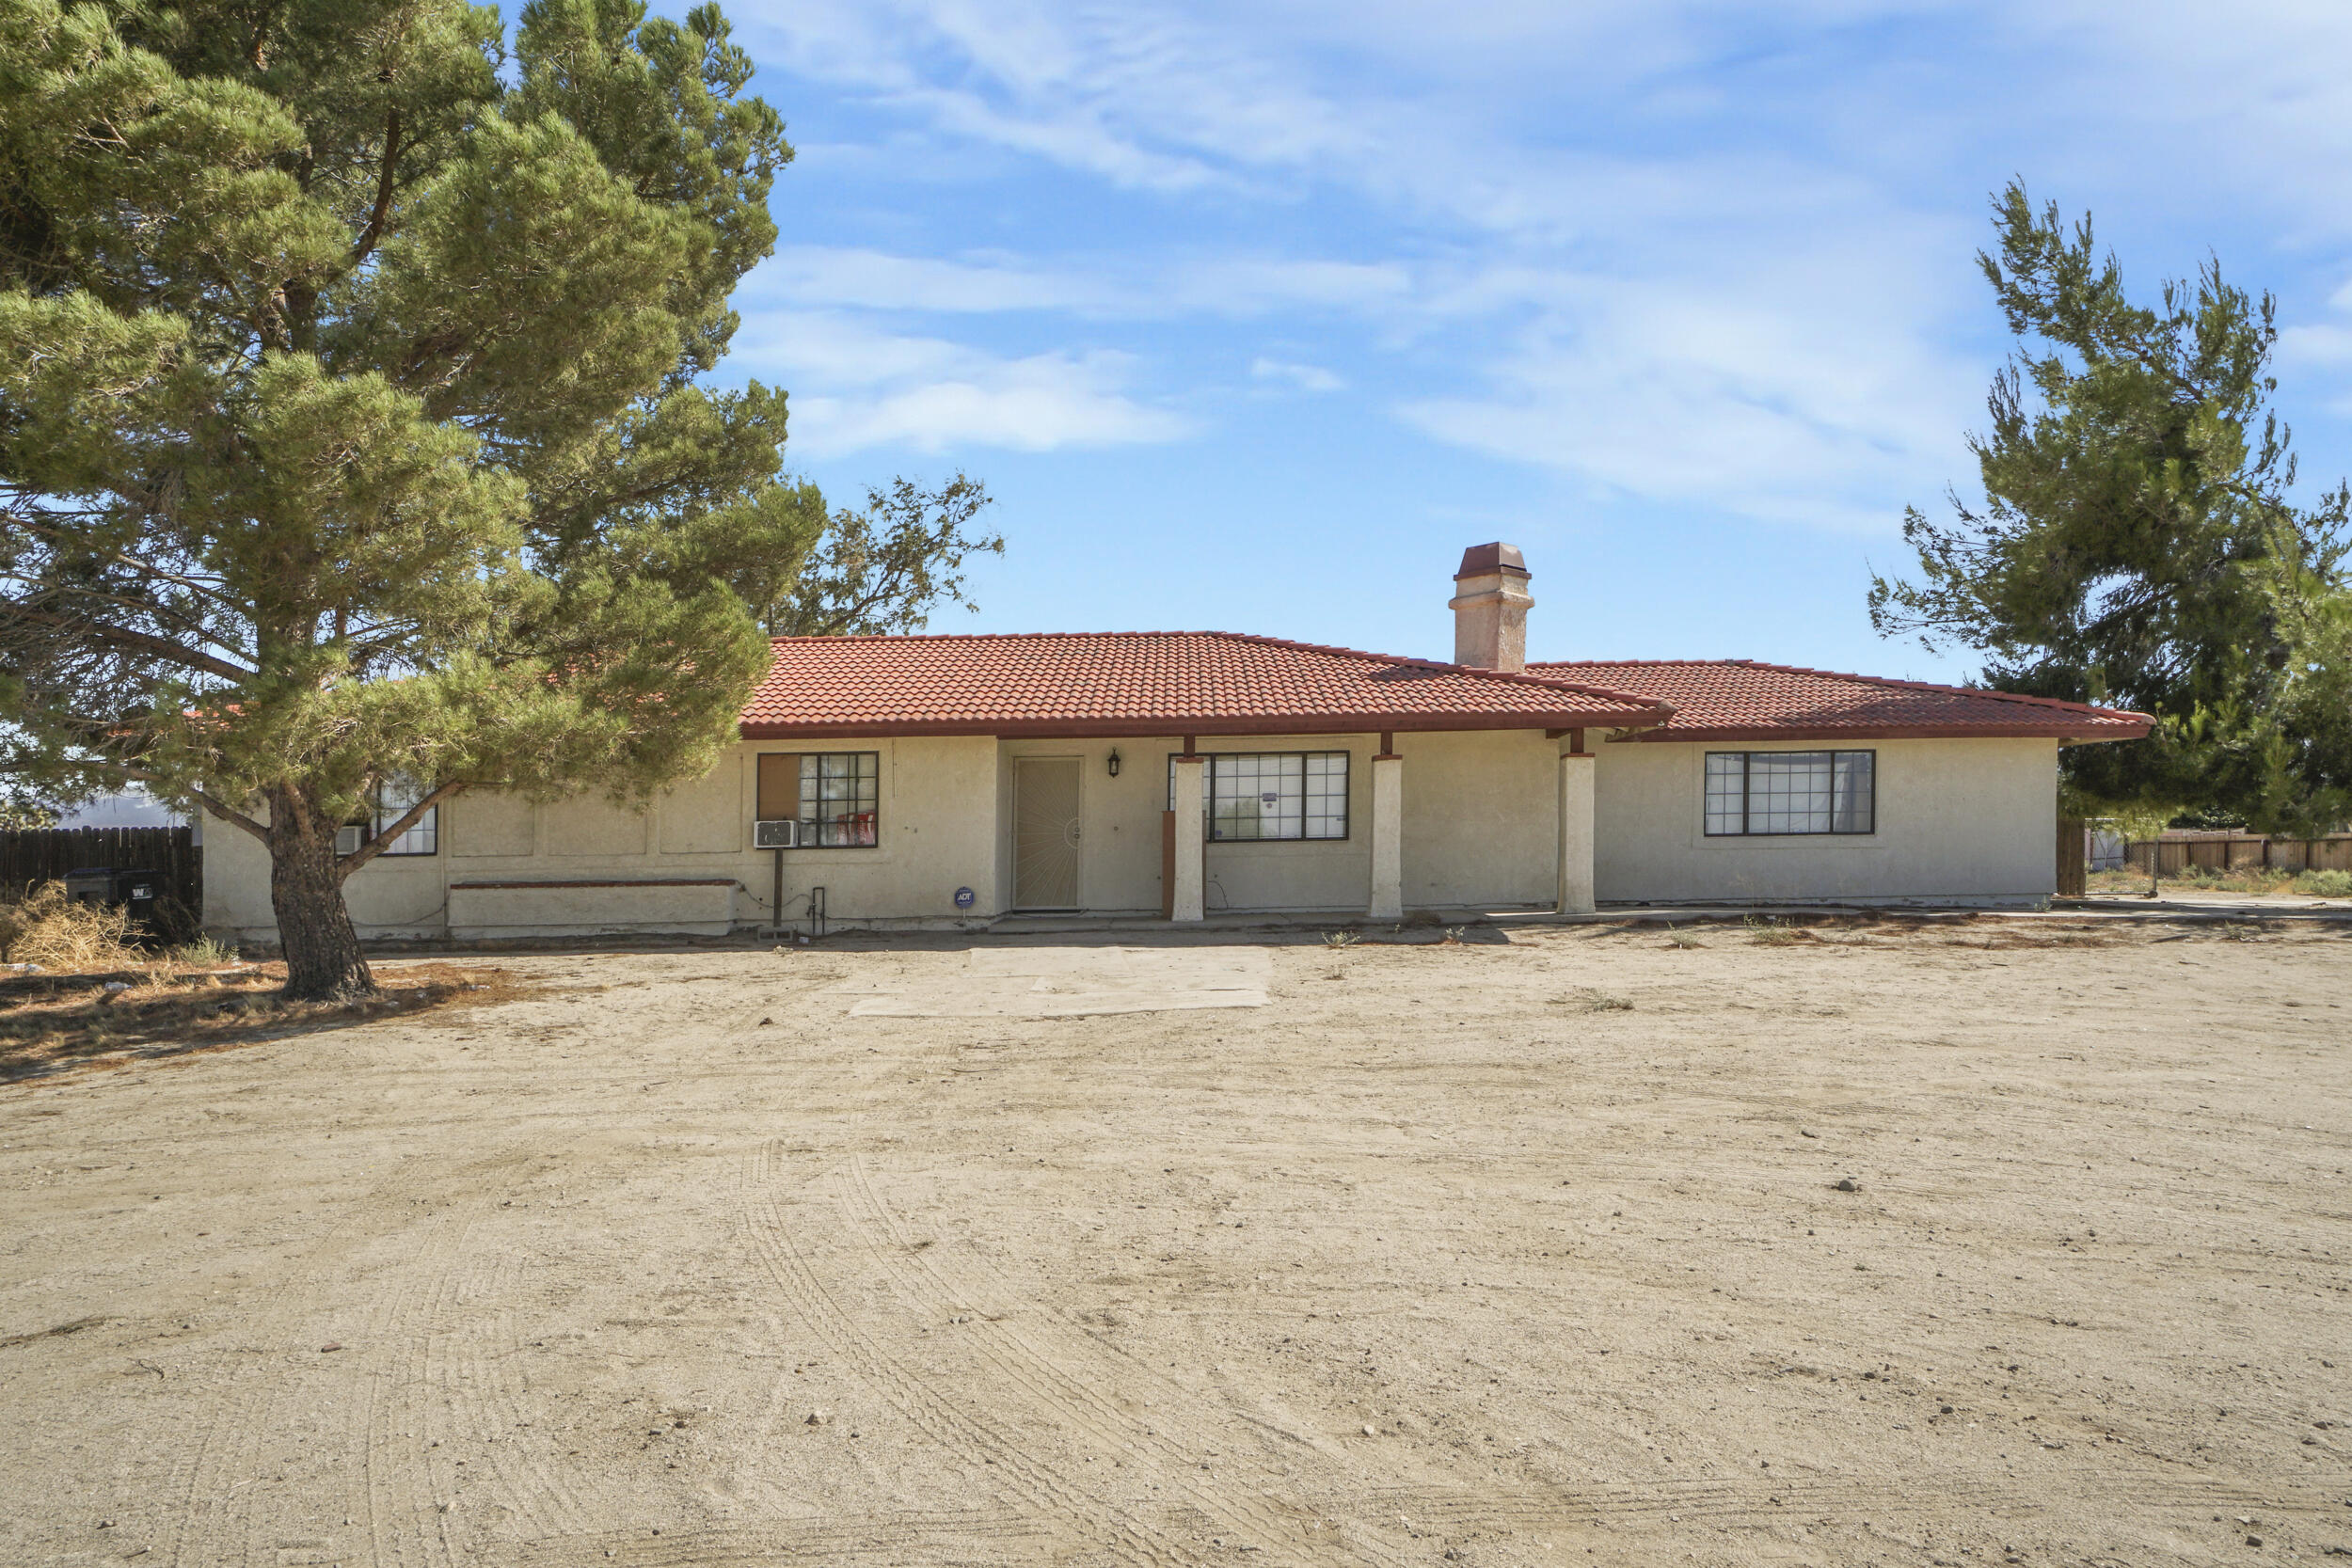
[63,868,160,913]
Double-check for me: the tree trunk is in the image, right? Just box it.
[265,784,376,1000]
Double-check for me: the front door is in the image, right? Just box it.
[1013,758,1083,910]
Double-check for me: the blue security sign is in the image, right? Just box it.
[953,886,976,910]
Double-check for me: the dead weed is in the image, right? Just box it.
[1744,915,1815,946]
[0,960,532,1081]
[0,882,141,970]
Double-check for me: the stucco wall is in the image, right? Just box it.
[1396,729,1561,911]
[992,735,1382,915]
[198,728,2063,939]
[1592,736,2058,904]
[199,820,453,936]
[993,731,1560,916]
[201,736,1006,941]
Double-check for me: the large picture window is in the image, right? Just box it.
[1704,751,1874,836]
[756,752,880,847]
[1168,752,1349,841]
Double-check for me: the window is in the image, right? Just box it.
[367,775,442,850]
[1704,751,1874,836]
[756,752,880,847]
[1167,752,1349,841]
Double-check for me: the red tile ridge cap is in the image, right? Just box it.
[1532,656,2151,724]
[770,629,1678,717]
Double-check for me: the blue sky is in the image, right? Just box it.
[705,0,2352,680]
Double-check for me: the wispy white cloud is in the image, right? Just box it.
[1250,356,1344,393]
[751,247,1412,320]
[729,309,1192,457]
[2277,324,2352,371]
[724,0,2352,516]
[1402,277,1977,532]
[756,246,1111,314]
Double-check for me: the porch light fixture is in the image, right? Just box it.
[1106,749,1122,777]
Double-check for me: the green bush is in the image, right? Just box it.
[2294,869,2352,898]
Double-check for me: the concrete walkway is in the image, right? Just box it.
[983,893,2352,938]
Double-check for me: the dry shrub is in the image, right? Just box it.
[0,882,142,971]
[1972,926,2119,950]
[2091,864,2352,899]
[1,959,531,1082]
[1744,914,1813,946]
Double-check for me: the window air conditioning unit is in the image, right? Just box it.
[754,818,803,849]
[335,824,365,856]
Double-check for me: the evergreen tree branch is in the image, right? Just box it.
[349,108,404,269]
[336,778,466,877]
[2,606,256,683]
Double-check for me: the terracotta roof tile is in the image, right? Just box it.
[1528,659,2152,742]
[739,632,1672,738]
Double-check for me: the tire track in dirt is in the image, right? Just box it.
[164,1144,532,1568]
[500,1511,1053,1566]
[1349,1470,2298,1533]
[438,1251,599,1545]
[365,1221,476,1568]
[733,1139,1216,1568]
[357,1242,461,1568]
[832,1152,1415,1567]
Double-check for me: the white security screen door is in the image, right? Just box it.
[1013,758,1083,910]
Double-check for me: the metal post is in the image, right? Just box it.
[770,847,785,936]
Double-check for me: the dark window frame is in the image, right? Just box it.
[1166,751,1352,843]
[757,750,882,848]
[352,778,438,857]
[1703,749,1876,837]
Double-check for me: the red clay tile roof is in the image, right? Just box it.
[739,632,1674,738]
[1527,659,2152,742]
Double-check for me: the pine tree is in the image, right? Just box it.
[1871,182,2352,834]
[0,0,823,996]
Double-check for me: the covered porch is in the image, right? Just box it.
[1152,727,1599,923]
[991,723,1605,924]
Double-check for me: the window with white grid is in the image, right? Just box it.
[1168,752,1349,841]
[370,776,438,855]
[1702,751,1874,836]
[1300,752,1347,838]
[802,752,880,847]
[1703,752,1745,835]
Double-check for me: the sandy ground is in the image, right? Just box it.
[2,917,2349,1568]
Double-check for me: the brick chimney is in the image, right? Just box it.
[1449,542,1533,671]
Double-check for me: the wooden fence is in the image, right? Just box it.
[2057,816,2088,897]
[2119,832,2352,876]
[0,826,202,934]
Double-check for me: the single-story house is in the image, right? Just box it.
[202,544,2151,941]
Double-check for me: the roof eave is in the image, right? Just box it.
[1619,721,2153,743]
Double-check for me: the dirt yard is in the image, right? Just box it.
[2,916,2347,1567]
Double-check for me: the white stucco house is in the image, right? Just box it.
[202,544,2150,942]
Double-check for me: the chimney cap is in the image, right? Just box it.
[1455,542,1529,579]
